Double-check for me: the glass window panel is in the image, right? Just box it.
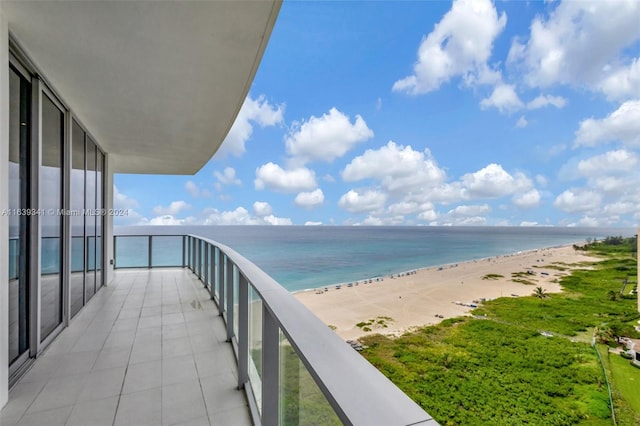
[8,66,30,364]
[96,150,103,289]
[248,285,263,412]
[40,93,63,341]
[114,236,150,268]
[85,139,96,302]
[279,332,342,425]
[70,120,85,318]
[151,236,183,267]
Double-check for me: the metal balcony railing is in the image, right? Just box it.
[113,234,438,426]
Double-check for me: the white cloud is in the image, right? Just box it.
[254,163,317,193]
[148,215,187,226]
[461,163,532,198]
[295,189,325,209]
[448,204,491,217]
[203,207,260,225]
[304,221,323,226]
[215,167,242,187]
[392,0,506,94]
[338,189,387,214]
[184,181,200,198]
[526,94,567,110]
[553,189,602,213]
[574,100,640,148]
[253,201,273,217]
[152,200,191,216]
[417,209,438,222]
[515,115,528,128]
[217,95,284,157]
[513,189,541,208]
[508,0,640,98]
[577,150,638,176]
[598,58,640,101]
[342,141,447,194]
[263,215,293,226]
[520,221,539,227]
[285,108,373,164]
[480,84,524,113]
[113,185,139,210]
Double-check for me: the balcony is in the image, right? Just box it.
[2,234,437,425]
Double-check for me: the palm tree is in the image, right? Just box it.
[532,286,548,301]
[606,290,617,301]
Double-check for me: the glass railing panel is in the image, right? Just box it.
[279,332,342,425]
[214,247,220,300]
[233,265,239,340]
[114,236,149,268]
[9,237,18,280]
[249,285,263,412]
[151,235,183,267]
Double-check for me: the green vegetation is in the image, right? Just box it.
[361,236,639,425]
[482,273,504,280]
[356,316,394,332]
[596,345,640,425]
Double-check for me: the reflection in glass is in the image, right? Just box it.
[40,93,63,341]
[279,332,341,425]
[85,139,96,302]
[70,120,85,318]
[8,66,30,364]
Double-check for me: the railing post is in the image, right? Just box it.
[218,247,225,310]
[225,255,234,341]
[237,267,249,388]
[262,307,280,425]
[203,243,209,288]
[148,235,152,269]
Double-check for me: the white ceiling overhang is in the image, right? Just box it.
[3,0,281,174]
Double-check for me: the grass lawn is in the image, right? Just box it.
[609,353,640,414]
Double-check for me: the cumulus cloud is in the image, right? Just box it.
[508,0,640,98]
[215,167,242,186]
[461,163,532,198]
[304,221,323,226]
[295,189,325,209]
[113,185,139,210]
[577,150,638,176]
[447,204,491,217]
[148,215,187,226]
[574,100,640,148]
[342,141,447,194]
[253,201,273,217]
[152,200,191,216]
[254,162,317,193]
[217,95,284,157]
[263,215,293,226]
[526,94,567,110]
[480,84,524,113]
[513,189,541,208]
[338,189,387,214]
[393,0,506,95]
[553,189,602,213]
[598,58,640,101]
[285,108,373,164]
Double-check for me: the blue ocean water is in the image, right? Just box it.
[114,226,636,293]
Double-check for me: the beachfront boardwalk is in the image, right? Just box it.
[1,269,251,426]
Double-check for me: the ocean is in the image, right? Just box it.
[113,226,636,293]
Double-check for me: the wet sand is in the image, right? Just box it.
[295,245,600,340]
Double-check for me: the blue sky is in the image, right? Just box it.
[114,0,640,227]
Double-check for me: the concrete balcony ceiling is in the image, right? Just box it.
[3,0,281,174]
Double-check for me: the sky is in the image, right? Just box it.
[114,0,640,228]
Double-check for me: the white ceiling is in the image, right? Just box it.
[3,0,281,174]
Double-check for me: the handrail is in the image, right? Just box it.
[113,233,438,425]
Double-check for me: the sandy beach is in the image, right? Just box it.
[295,245,602,340]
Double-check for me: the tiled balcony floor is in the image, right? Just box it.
[1,269,251,426]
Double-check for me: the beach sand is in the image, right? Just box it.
[295,245,601,340]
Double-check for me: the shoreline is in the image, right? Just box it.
[294,244,601,340]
